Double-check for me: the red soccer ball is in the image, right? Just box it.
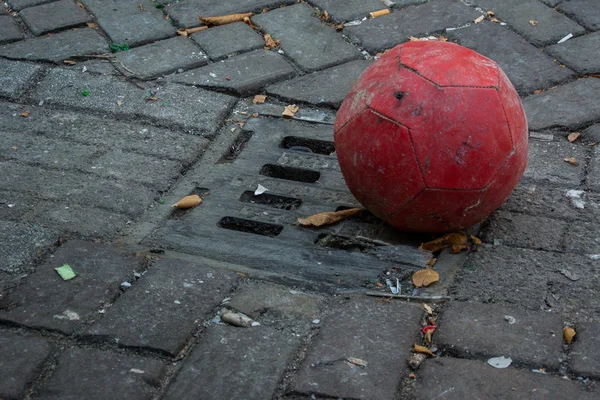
[334,41,528,233]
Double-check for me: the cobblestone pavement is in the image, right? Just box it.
[1,0,600,399]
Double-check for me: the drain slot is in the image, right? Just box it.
[218,130,253,163]
[217,216,283,237]
[260,164,320,183]
[239,191,302,211]
[281,136,335,155]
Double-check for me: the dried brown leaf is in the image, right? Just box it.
[529,20,539,26]
[423,303,433,314]
[486,10,495,16]
[491,17,500,23]
[63,60,77,65]
[424,328,435,345]
[412,269,440,288]
[86,22,98,29]
[171,194,202,209]
[413,344,436,357]
[409,372,417,379]
[20,111,30,118]
[282,104,299,117]
[428,317,438,326]
[533,89,544,94]
[564,157,578,166]
[567,132,581,142]
[346,357,368,367]
[438,35,448,42]
[335,23,344,31]
[420,232,467,252]
[451,244,470,254]
[253,94,267,104]
[139,3,144,11]
[471,235,482,245]
[563,327,576,344]
[146,96,159,102]
[264,33,280,49]
[426,257,437,268]
[177,26,208,37]
[298,208,362,227]
[200,12,253,26]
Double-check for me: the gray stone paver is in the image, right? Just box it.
[86,258,238,355]
[293,297,421,400]
[7,0,54,10]
[0,15,23,44]
[34,347,166,400]
[170,49,296,95]
[523,78,600,131]
[415,357,598,400]
[166,0,295,29]
[310,0,393,22]
[266,59,372,108]
[345,0,481,53]
[587,146,600,192]
[437,302,564,369]
[0,240,141,333]
[252,3,363,72]
[81,0,175,47]
[547,32,600,75]
[0,220,57,274]
[564,221,600,254]
[447,21,575,95]
[0,331,53,399]
[115,36,208,79]
[19,0,92,36]
[0,27,107,63]
[164,325,299,400]
[571,322,600,378]
[558,0,600,31]
[523,139,588,186]
[190,22,264,61]
[471,0,587,47]
[0,58,43,99]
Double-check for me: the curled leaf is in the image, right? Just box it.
[564,157,578,166]
[413,344,435,357]
[420,233,467,252]
[176,26,207,37]
[423,303,433,315]
[200,12,253,26]
[412,269,440,288]
[426,257,437,268]
[264,33,280,49]
[298,208,361,227]
[563,327,576,344]
[20,111,30,118]
[171,194,202,209]
[346,357,368,367]
[253,94,267,104]
[470,235,482,245]
[282,104,299,117]
[567,132,581,142]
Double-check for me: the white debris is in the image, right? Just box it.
[381,0,395,6]
[53,309,80,320]
[82,66,88,73]
[129,369,145,374]
[504,315,516,324]
[251,321,261,326]
[557,33,573,44]
[254,184,268,196]
[566,189,585,209]
[174,300,181,304]
[487,356,512,369]
[221,311,255,327]
[588,254,600,260]
[120,282,132,288]
[312,319,320,324]
[209,72,217,78]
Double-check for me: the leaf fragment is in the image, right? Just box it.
[529,20,539,26]
[282,104,299,117]
[171,194,202,209]
[486,10,495,16]
[200,12,253,26]
[471,235,482,245]
[253,94,267,104]
[451,244,470,254]
[426,257,437,268]
[412,269,440,288]
[567,132,581,142]
[420,232,467,252]
[20,111,30,118]
[491,17,500,23]
[564,157,578,166]
[297,208,362,227]
[409,372,416,379]
[176,26,207,37]
[63,59,77,65]
[474,15,485,23]
[423,303,433,314]
[413,344,435,357]
[563,327,576,344]
[264,33,280,49]
[87,22,98,29]
[346,357,368,367]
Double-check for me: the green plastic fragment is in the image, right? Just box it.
[109,42,130,53]
[81,89,91,97]
[158,199,165,204]
[55,264,76,280]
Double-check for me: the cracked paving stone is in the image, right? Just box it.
[190,22,264,61]
[0,15,23,44]
[557,0,600,32]
[7,0,54,10]
[345,0,480,54]
[586,146,600,191]
[86,258,237,356]
[0,331,53,399]
[0,28,107,63]
[81,0,175,47]
[523,78,600,131]
[0,220,57,274]
[252,3,363,72]
[564,221,600,254]
[266,60,372,108]
[570,322,600,379]
[415,357,598,400]
[19,0,92,36]
[0,240,141,334]
[546,32,600,75]
[166,0,295,29]
[436,302,564,369]
[309,0,396,22]
[523,140,588,186]
[447,21,575,95]
[115,36,208,80]
[33,68,236,134]
[470,0,586,47]
[0,58,43,99]
[170,49,296,95]
[293,296,421,400]
[164,325,299,400]
[34,348,166,400]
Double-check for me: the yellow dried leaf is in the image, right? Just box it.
[412,269,440,288]
[282,104,299,117]
[20,111,30,118]
[413,344,435,357]
[298,208,362,227]
[253,94,267,104]
[567,132,581,142]
[426,257,437,268]
[474,15,485,24]
[370,9,390,18]
[471,235,482,245]
[87,22,98,29]
[171,194,202,209]
[200,12,253,26]
[63,60,77,65]
[423,303,433,314]
[529,20,539,26]
[420,232,467,252]
[491,17,500,23]
[264,33,280,49]
[563,327,576,344]
[564,157,578,166]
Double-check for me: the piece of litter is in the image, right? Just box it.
[370,9,390,18]
[254,184,268,196]
[312,319,320,324]
[130,368,145,374]
[529,20,539,26]
[172,194,202,209]
[344,19,363,27]
[487,356,512,368]
[251,321,261,326]
[221,311,255,327]
[557,33,573,44]
[566,190,585,209]
[563,327,576,344]
[120,282,132,287]
[560,269,581,281]
[532,368,547,374]
[282,104,299,118]
[588,254,600,260]
[55,264,76,281]
[346,357,368,367]
[174,300,181,305]
[53,310,80,320]
[504,315,516,324]
[82,66,88,73]
[474,15,485,24]
[382,0,395,6]
[391,278,401,294]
